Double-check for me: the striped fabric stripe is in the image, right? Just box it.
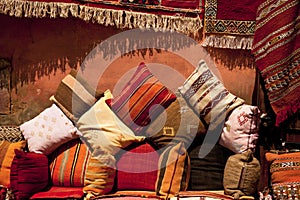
[49,139,90,187]
[108,62,176,135]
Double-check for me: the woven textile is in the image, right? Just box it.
[0,125,24,143]
[252,0,300,126]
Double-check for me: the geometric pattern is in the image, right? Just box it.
[0,125,24,143]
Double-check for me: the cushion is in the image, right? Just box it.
[0,140,26,186]
[144,91,207,150]
[219,104,261,153]
[20,104,82,155]
[49,139,90,187]
[156,142,190,199]
[77,89,145,155]
[30,186,84,199]
[83,148,116,199]
[265,151,300,199]
[10,150,49,200]
[116,142,159,191]
[178,60,244,129]
[50,69,103,123]
[106,62,177,135]
[223,150,261,199]
[0,125,24,142]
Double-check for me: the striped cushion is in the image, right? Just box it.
[178,60,244,129]
[156,142,190,199]
[0,140,26,186]
[49,139,90,187]
[106,62,177,135]
[50,69,103,123]
[83,148,116,199]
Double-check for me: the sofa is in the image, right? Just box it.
[0,60,262,200]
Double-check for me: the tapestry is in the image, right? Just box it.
[252,0,300,126]
[202,0,260,49]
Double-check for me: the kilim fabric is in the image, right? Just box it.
[0,125,24,143]
[49,139,90,187]
[252,0,300,126]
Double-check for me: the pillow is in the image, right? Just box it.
[219,105,261,153]
[223,150,261,199]
[265,151,300,200]
[144,91,207,150]
[50,69,103,123]
[0,140,26,186]
[116,142,159,191]
[106,62,177,135]
[83,148,116,199]
[156,142,190,199]
[20,104,82,155]
[178,60,244,129]
[0,125,24,143]
[10,150,49,200]
[49,139,90,187]
[77,90,145,155]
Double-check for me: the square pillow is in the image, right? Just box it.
[0,140,26,186]
[0,125,24,143]
[265,151,300,200]
[10,150,49,200]
[50,69,103,123]
[20,104,82,155]
[219,104,261,153]
[77,90,145,155]
[106,62,177,135]
[178,60,244,130]
[116,142,159,191]
[156,142,190,199]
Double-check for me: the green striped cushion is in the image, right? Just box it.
[156,142,190,199]
[50,69,103,123]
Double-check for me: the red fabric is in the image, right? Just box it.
[116,142,159,191]
[10,150,49,200]
[161,0,201,9]
[29,186,84,199]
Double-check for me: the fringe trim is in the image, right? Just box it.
[0,0,203,37]
[202,35,254,50]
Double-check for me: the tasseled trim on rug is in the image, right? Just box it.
[202,35,254,50]
[0,0,203,38]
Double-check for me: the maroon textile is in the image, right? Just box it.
[30,186,84,199]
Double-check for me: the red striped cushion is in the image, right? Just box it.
[106,62,176,135]
[49,139,90,187]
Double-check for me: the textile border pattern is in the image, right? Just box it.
[0,0,203,38]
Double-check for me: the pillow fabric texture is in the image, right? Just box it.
[106,62,177,135]
[156,142,190,199]
[219,104,261,153]
[49,139,90,187]
[116,142,159,191]
[0,140,26,187]
[223,150,261,199]
[178,60,244,130]
[77,89,145,155]
[20,104,82,155]
[10,150,49,200]
[0,125,24,143]
[265,151,300,200]
[50,69,103,123]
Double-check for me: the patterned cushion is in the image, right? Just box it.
[0,125,24,143]
[116,142,159,191]
[265,151,300,199]
[219,105,261,153]
[10,150,49,200]
[156,142,190,199]
[20,104,82,155]
[50,69,103,123]
[83,148,116,199]
[49,139,90,187]
[178,60,244,129]
[0,140,26,186]
[77,90,145,155]
[106,62,177,135]
[145,91,206,149]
